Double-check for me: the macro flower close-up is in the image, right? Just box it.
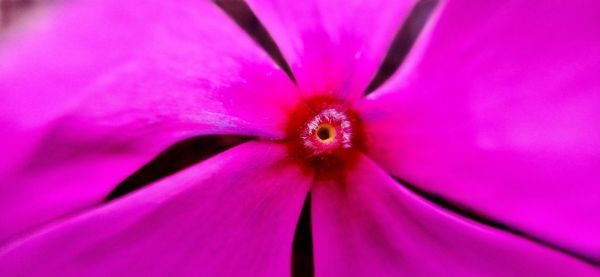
[0,0,599,276]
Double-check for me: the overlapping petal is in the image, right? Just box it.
[0,0,299,243]
[311,155,598,275]
[246,0,417,100]
[361,0,600,260]
[0,141,311,276]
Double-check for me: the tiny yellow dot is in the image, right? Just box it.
[316,124,336,143]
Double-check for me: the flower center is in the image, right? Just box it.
[316,124,334,141]
[283,96,366,177]
[301,108,353,155]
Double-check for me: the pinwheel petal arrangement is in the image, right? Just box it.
[0,0,599,275]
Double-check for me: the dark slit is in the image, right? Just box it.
[392,176,599,265]
[214,0,296,83]
[364,0,440,95]
[292,192,314,277]
[105,135,251,201]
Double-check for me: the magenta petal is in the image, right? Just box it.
[360,0,600,260]
[0,0,299,243]
[246,0,416,100]
[311,155,598,275]
[0,141,311,276]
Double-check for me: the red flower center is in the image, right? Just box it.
[283,96,365,179]
[301,108,353,154]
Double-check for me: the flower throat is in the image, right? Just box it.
[283,96,365,178]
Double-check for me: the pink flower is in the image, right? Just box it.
[1,0,599,275]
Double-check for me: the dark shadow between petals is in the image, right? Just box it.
[364,0,439,95]
[214,0,296,84]
[105,135,252,201]
[391,175,599,266]
[292,191,314,277]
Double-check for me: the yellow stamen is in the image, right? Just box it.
[316,124,336,143]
